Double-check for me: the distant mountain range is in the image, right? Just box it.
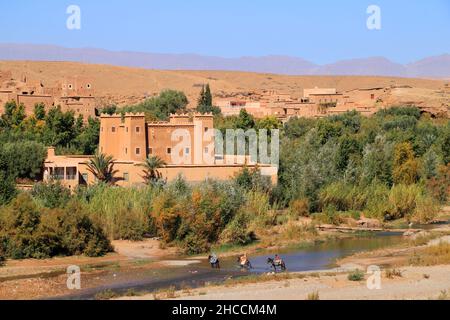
[0,43,449,78]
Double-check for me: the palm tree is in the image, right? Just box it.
[85,153,118,184]
[139,156,167,184]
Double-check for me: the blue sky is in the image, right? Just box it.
[0,0,449,64]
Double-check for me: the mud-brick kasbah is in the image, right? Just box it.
[1,69,447,188]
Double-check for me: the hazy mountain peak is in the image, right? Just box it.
[0,43,448,78]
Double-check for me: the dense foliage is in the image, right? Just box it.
[119,90,189,120]
[0,193,112,259]
[278,108,449,222]
[0,98,448,261]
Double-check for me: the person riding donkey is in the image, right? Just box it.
[267,254,286,271]
[208,253,220,269]
[238,253,252,269]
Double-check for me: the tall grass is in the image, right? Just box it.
[77,184,157,240]
[318,181,439,223]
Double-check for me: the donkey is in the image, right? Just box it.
[208,255,220,269]
[267,257,286,272]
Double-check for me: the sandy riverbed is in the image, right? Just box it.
[118,264,450,301]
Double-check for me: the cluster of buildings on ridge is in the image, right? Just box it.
[215,87,385,119]
[2,69,446,188]
[1,69,388,124]
[0,70,96,120]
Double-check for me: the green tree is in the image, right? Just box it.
[31,181,72,209]
[236,109,255,129]
[43,107,77,147]
[121,90,188,120]
[197,84,212,108]
[74,117,100,154]
[336,135,361,172]
[393,142,419,185]
[99,105,117,116]
[360,136,393,186]
[0,141,47,180]
[139,156,167,184]
[0,101,26,128]
[86,153,118,184]
[0,170,16,206]
[34,103,46,120]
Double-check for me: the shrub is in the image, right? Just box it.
[385,269,402,279]
[219,212,253,245]
[0,245,6,266]
[377,184,438,222]
[289,199,310,218]
[306,291,320,300]
[0,169,16,206]
[413,194,439,224]
[347,269,365,281]
[243,191,273,229]
[314,206,344,225]
[234,167,271,193]
[383,184,420,220]
[46,201,113,257]
[410,243,450,266]
[427,164,450,203]
[31,181,71,209]
[0,194,112,259]
[392,142,420,185]
[0,141,47,180]
[80,185,155,240]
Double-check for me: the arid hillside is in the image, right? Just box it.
[0,60,448,111]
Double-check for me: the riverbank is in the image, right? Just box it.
[0,213,448,300]
[0,239,180,299]
[118,264,450,300]
[116,228,450,301]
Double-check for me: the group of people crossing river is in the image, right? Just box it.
[208,253,287,272]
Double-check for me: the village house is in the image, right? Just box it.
[43,112,278,188]
[215,87,381,120]
[0,71,96,120]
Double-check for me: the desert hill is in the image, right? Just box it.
[0,60,448,112]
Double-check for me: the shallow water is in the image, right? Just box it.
[59,232,407,299]
[216,232,405,273]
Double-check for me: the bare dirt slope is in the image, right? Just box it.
[0,60,448,109]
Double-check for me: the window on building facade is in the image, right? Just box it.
[81,173,88,184]
[167,147,171,154]
[136,147,141,155]
[204,127,209,132]
[66,167,77,180]
[204,147,209,153]
[185,148,190,155]
[125,148,128,155]
[136,126,140,133]
[112,126,116,133]
[54,167,65,180]
[148,147,153,155]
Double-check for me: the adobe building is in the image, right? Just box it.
[43,112,278,188]
[215,87,381,120]
[0,71,96,120]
